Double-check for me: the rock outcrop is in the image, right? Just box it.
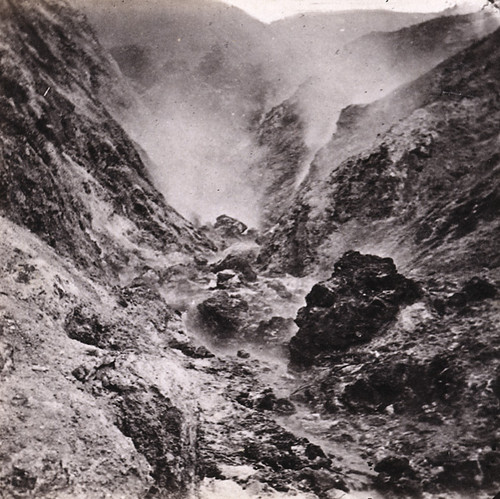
[197,291,250,338]
[255,98,308,228]
[269,29,500,487]
[290,251,421,365]
[200,214,254,250]
[211,253,257,282]
[288,263,499,496]
[213,214,248,238]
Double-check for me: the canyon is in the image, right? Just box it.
[0,1,499,498]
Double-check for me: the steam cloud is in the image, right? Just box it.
[132,93,266,227]
[76,0,499,228]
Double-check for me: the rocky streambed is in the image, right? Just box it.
[151,218,500,499]
[1,212,498,499]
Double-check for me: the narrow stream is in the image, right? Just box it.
[163,241,383,498]
[168,241,494,499]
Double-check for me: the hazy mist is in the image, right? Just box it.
[74,0,498,228]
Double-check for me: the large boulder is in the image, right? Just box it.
[213,215,247,239]
[200,215,252,250]
[197,291,249,338]
[211,254,257,282]
[64,305,110,348]
[290,251,421,366]
[115,387,189,495]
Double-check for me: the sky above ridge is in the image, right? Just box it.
[217,0,482,22]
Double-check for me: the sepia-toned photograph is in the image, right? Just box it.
[0,0,499,497]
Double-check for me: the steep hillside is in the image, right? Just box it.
[339,10,500,103]
[0,1,217,496]
[255,10,499,232]
[256,24,500,499]
[0,0,212,278]
[267,9,439,98]
[260,26,500,278]
[254,97,308,228]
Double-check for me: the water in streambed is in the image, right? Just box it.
[158,238,493,499]
[162,247,382,498]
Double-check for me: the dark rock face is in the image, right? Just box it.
[2,468,37,494]
[341,353,465,413]
[255,389,296,415]
[197,291,249,338]
[239,423,345,492]
[200,214,254,250]
[64,306,110,348]
[479,451,500,487]
[255,98,308,229]
[216,269,240,289]
[257,197,315,277]
[374,456,421,497]
[447,276,497,307]
[461,276,497,301]
[290,251,421,365]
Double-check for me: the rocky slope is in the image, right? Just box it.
[0,0,212,276]
[0,0,216,496]
[255,19,500,499]
[255,9,500,233]
[0,216,203,497]
[0,2,369,498]
[260,25,500,278]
